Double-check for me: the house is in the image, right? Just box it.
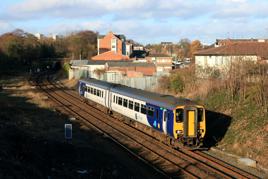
[133,45,145,51]
[34,33,44,40]
[195,42,268,77]
[69,60,106,79]
[92,31,130,61]
[125,41,133,56]
[146,53,173,72]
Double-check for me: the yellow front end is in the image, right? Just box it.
[173,105,206,146]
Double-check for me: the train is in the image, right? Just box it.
[78,78,206,146]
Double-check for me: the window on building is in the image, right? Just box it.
[129,100,133,109]
[176,109,183,123]
[118,97,122,105]
[134,102,140,112]
[141,104,146,114]
[147,107,154,117]
[123,99,128,107]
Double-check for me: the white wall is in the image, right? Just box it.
[196,55,257,68]
[195,55,258,77]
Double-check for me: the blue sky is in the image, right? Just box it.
[0,0,268,45]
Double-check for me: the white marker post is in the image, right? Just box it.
[65,124,72,142]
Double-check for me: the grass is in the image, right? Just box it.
[202,88,268,166]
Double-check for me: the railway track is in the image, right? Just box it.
[33,78,260,179]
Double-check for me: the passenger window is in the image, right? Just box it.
[134,102,140,112]
[97,90,100,97]
[123,99,128,107]
[118,97,122,105]
[129,100,133,109]
[141,104,146,114]
[116,96,118,104]
[176,109,184,123]
[198,108,203,122]
[113,95,115,103]
[147,107,154,117]
[93,89,96,95]
[90,88,93,94]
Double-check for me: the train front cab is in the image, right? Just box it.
[173,106,206,146]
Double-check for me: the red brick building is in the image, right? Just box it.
[92,31,130,61]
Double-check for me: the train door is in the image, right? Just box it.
[162,109,167,134]
[184,108,197,138]
[107,91,112,110]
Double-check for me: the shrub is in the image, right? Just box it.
[170,74,185,93]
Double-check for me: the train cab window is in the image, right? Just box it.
[141,104,146,114]
[123,99,128,107]
[82,85,86,92]
[118,97,122,105]
[197,108,203,122]
[176,109,184,123]
[129,100,133,109]
[134,102,140,112]
[156,109,159,119]
[147,107,154,117]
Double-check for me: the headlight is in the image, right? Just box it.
[176,130,183,134]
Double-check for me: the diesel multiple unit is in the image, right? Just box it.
[78,78,206,146]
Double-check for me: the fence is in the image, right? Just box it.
[69,67,169,90]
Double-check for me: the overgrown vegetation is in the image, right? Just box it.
[0,29,97,76]
[158,61,268,166]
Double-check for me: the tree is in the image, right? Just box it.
[177,38,191,60]
[67,30,97,59]
[190,40,202,59]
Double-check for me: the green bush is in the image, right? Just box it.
[170,74,185,93]
[63,62,70,76]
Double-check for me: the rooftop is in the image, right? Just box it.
[195,42,268,59]
[107,61,155,67]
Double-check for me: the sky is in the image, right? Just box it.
[0,0,268,45]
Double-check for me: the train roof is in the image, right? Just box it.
[79,78,114,90]
[79,78,197,110]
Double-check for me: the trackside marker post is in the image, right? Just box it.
[65,124,72,141]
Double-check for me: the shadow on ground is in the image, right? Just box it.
[203,110,232,148]
[0,88,160,179]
